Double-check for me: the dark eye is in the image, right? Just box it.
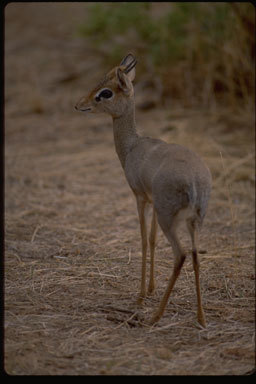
[98,89,113,100]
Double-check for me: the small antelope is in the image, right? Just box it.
[75,54,212,327]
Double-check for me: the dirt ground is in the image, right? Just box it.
[4,3,255,375]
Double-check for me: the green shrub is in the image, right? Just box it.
[78,2,255,109]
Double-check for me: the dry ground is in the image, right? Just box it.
[4,3,255,375]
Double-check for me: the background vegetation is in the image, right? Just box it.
[79,2,255,110]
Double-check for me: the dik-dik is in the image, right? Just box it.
[75,54,212,327]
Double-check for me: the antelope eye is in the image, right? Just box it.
[98,89,113,99]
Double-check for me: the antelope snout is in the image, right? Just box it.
[75,97,92,112]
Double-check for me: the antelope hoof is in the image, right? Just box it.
[149,313,161,326]
[198,312,207,328]
[136,295,145,306]
[147,285,155,295]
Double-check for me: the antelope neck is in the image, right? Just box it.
[112,103,139,168]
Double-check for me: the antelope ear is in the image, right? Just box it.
[120,53,135,67]
[116,68,131,93]
[119,53,137,82]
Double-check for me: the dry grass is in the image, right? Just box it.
[4,3,255,375]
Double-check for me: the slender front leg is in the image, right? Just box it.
[148,207,157,294]
[136,197,148,304]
